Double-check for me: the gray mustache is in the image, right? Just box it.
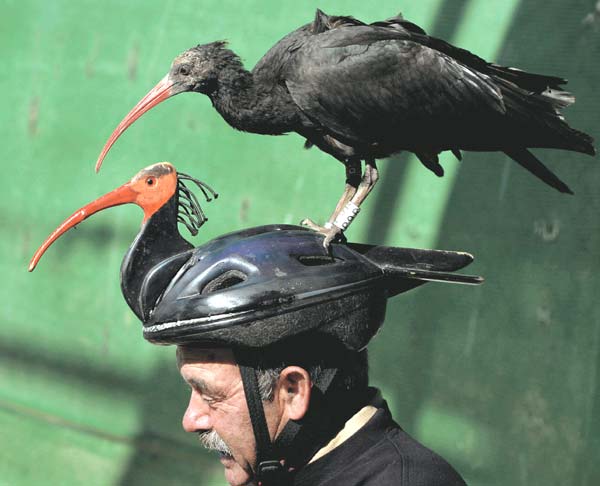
[198,430,232,456]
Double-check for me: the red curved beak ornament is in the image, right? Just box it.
[95,75,176,172]
[29,163,178,271]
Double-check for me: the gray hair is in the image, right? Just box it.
[255,349,368,402]
[255,364,325,401]
[256,366,284,401]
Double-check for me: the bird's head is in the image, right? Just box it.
[95,41,239,172]
[29,163,179,272]
[169,41,234,95]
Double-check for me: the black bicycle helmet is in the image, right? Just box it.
[142,224,481,351]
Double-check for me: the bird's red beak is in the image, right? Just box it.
[95,75,176,172]
[29,182,138,271]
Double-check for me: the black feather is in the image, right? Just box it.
[416,152,444,177]
[504,149,573,194]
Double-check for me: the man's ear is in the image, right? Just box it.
[276,366,312,421]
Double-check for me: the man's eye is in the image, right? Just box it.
[202,396,217,407]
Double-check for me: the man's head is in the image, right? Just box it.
[176,339,369,486]
[177,346,313,486]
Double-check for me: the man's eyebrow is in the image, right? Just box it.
[187,377,223,398]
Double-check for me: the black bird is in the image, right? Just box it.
[95,9,595,245]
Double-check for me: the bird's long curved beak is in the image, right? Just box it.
[29,183,137,271]
[95,75,177,172]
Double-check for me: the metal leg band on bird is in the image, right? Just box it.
[301,160,379,246]
[332,201,360,231]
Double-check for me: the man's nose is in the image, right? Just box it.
[182,393,212,432]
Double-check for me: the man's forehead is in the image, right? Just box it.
[176,345,236,365]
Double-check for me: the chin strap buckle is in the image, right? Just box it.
[257,460,288,486]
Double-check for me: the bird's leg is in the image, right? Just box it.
[302,159,379,248]
[301,159,361,238]
[327,161,362,224]
[321,160,379,246]
[348,159,379,207]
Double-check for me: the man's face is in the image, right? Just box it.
[177,346,284,486]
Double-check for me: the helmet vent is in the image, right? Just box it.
[296,255,339,266]
[201,270,247,294]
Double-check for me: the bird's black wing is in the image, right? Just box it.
[252,10,367,83]
[412,34,569,93]
[370,13,428,35]
[251,22,323,85]
[369,12,569,94]
[284,26,506,149]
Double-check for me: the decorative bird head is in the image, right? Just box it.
[29,162,217,320]
[29,162,217,272]
[95,42,238,172]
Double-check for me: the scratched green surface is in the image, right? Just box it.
[1,0,599,485]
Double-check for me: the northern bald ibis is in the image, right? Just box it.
[95,10,595,245]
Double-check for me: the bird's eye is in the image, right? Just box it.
[179,65,190,76]
[146,177,155,186]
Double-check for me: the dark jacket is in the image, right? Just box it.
[293,393,467,486]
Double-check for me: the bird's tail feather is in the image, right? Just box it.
[504,148,573,194]
[490,65,568,93]
[497,77,596,156]
[558,125,596,155]
[541,87,575,111]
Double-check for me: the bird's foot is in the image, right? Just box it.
[300,218,325,232]
[300,219,346,248]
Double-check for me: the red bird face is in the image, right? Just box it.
[29,162,178,271]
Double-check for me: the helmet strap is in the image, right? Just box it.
[235,348,366,486]
[238,364,272,459]
[274,367,371,474]
[237,356,289,486]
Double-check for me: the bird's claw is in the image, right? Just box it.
[300,218,346,249]
[300,218,323,232]
[322,228,345,249]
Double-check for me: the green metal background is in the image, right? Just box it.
[1,1,599,485]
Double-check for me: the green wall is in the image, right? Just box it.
[1,1,599,485]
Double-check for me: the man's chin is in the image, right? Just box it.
[220,454,254,486]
